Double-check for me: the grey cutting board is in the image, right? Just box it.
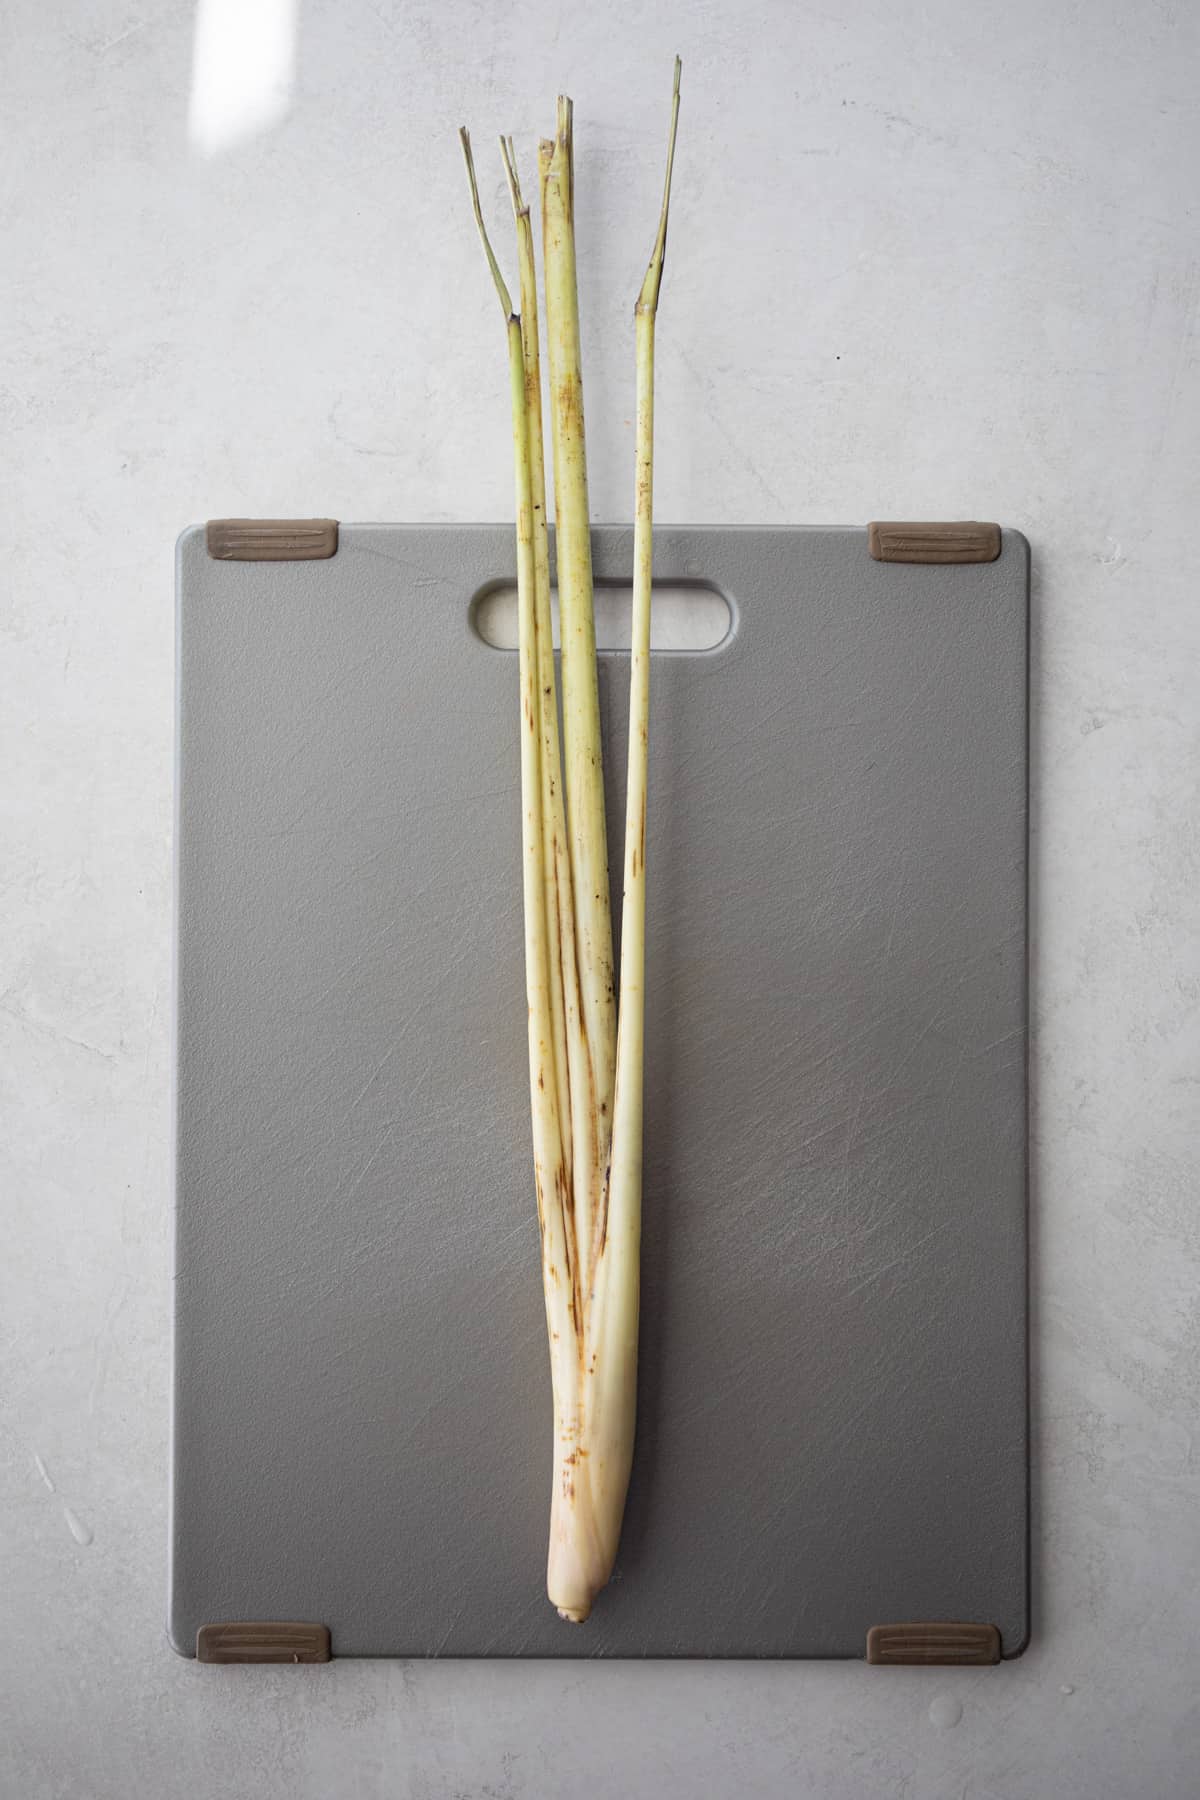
[171,523,1029,1660]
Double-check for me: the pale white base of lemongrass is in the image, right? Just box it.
[545,1280,639,1622]
[542,860,644,1624]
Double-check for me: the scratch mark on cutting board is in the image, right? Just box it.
[345,1043,400,1119]
[431,1600,469,1657]
[337,1122,399,1207]
[836,1072,870,1195]
[973,1027,1021,1058]
[841,1223,947,1302]
[307,648,382,715]
[882,847,911,966]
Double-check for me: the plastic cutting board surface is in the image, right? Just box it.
[171,523,1029,1659]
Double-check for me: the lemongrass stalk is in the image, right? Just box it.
[503,130,604,1623]
[464,125,597,1623]
[540,103,616,1284]
[606,64,680,1262]
[545,60,683,1623]
[501,136,581,1193]
[460,127,581,1408]
[501,142,596,1617]
[463,62,682,1625]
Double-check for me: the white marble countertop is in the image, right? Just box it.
[3,1,1197,1794]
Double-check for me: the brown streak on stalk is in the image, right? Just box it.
[555,378,584,437]
[554,1161,583,1339]
[555,1160,573,1239]
[573,989,602,1287]
[594,1157,612,1262]
[568,1218,585,1342]
[549,851,576,1119]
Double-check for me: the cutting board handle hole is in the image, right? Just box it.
[470,579,734,653]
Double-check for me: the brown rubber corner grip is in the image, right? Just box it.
[196,1621,331,1664]
[206,519,339,561]
[867,521,1001,564]
[867,1622,1001,1665]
